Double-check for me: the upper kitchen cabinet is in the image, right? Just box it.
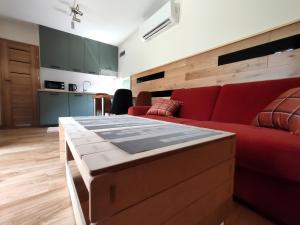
[39,25,118,75]
[99,43,118,73]
[39,26,70,70]
[69,35,84,73]
[84,39,100,75]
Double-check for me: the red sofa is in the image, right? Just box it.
[128,77,300,225]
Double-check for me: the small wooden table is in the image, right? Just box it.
[59,115,235,225]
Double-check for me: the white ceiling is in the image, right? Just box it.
[0,0,168,46]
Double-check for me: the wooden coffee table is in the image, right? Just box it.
[59,115,235,225]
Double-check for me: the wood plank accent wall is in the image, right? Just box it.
[131,21,300,97]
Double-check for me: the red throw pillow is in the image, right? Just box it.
[146,98,181,117]
[253,87,300,135]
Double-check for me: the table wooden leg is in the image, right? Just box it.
[93,99,96,116]
[101,97,105,116]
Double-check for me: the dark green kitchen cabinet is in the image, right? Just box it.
[84,39,100,75]
[99,43,118,72]
[39,92,69,125]
[39,25,118,75]
[69,35,84,73]
[39,92,95,125]
[87,94,95,116]
[69,93,94,116]
[39,26,70,70]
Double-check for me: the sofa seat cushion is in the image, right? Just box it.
[141,115,196,124]
[128,106,151,116]
[184,121,300,183]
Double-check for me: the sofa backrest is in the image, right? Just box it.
[212,77,300,125]
[171,86,221,121]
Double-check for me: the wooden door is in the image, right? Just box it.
[0,39,40,128]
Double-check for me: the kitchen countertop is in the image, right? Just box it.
[37,89,97,95]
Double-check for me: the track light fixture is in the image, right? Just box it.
[71,4,83,29]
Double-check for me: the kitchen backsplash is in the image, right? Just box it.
[40,68,129,94]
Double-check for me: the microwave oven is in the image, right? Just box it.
[44,80,65,90]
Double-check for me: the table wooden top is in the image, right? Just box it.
[94,94,112,99]
[60,115,235,176]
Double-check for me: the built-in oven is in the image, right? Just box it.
[44,80,65,90]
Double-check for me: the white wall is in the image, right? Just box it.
[40,68,118,95]
[119,0,300,77]
[0,16,39,45]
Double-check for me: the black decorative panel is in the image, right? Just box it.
[151,90,173,97]
[137,71,165,83]
[218,34,300,66]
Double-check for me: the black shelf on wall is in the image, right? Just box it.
[137,71,165,83]
[218,33,300,66]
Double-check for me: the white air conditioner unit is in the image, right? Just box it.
[140,0,179,41]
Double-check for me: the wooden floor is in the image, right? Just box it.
[0,128,275,225]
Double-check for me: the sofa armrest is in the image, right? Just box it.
[128,106,151,116]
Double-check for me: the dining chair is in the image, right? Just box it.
[110,89,133,115]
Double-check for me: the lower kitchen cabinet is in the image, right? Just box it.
[39,92,69,125]
[39,92,95,126]
[87,94,95,116]
[69,93,94,117]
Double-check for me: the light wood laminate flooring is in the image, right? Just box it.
[0,128,274,225]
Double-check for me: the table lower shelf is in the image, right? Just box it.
[66,159,233,225]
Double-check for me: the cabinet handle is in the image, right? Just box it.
[74,94,83,96]
[50,65,61,69]
[49,93,59,96]
[88,71,96,74]
[72,68,81,72]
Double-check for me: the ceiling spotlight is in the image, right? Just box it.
[71,4,83,16]
[73,15,81,23]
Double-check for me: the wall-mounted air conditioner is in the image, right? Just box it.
[140,0,179,41]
